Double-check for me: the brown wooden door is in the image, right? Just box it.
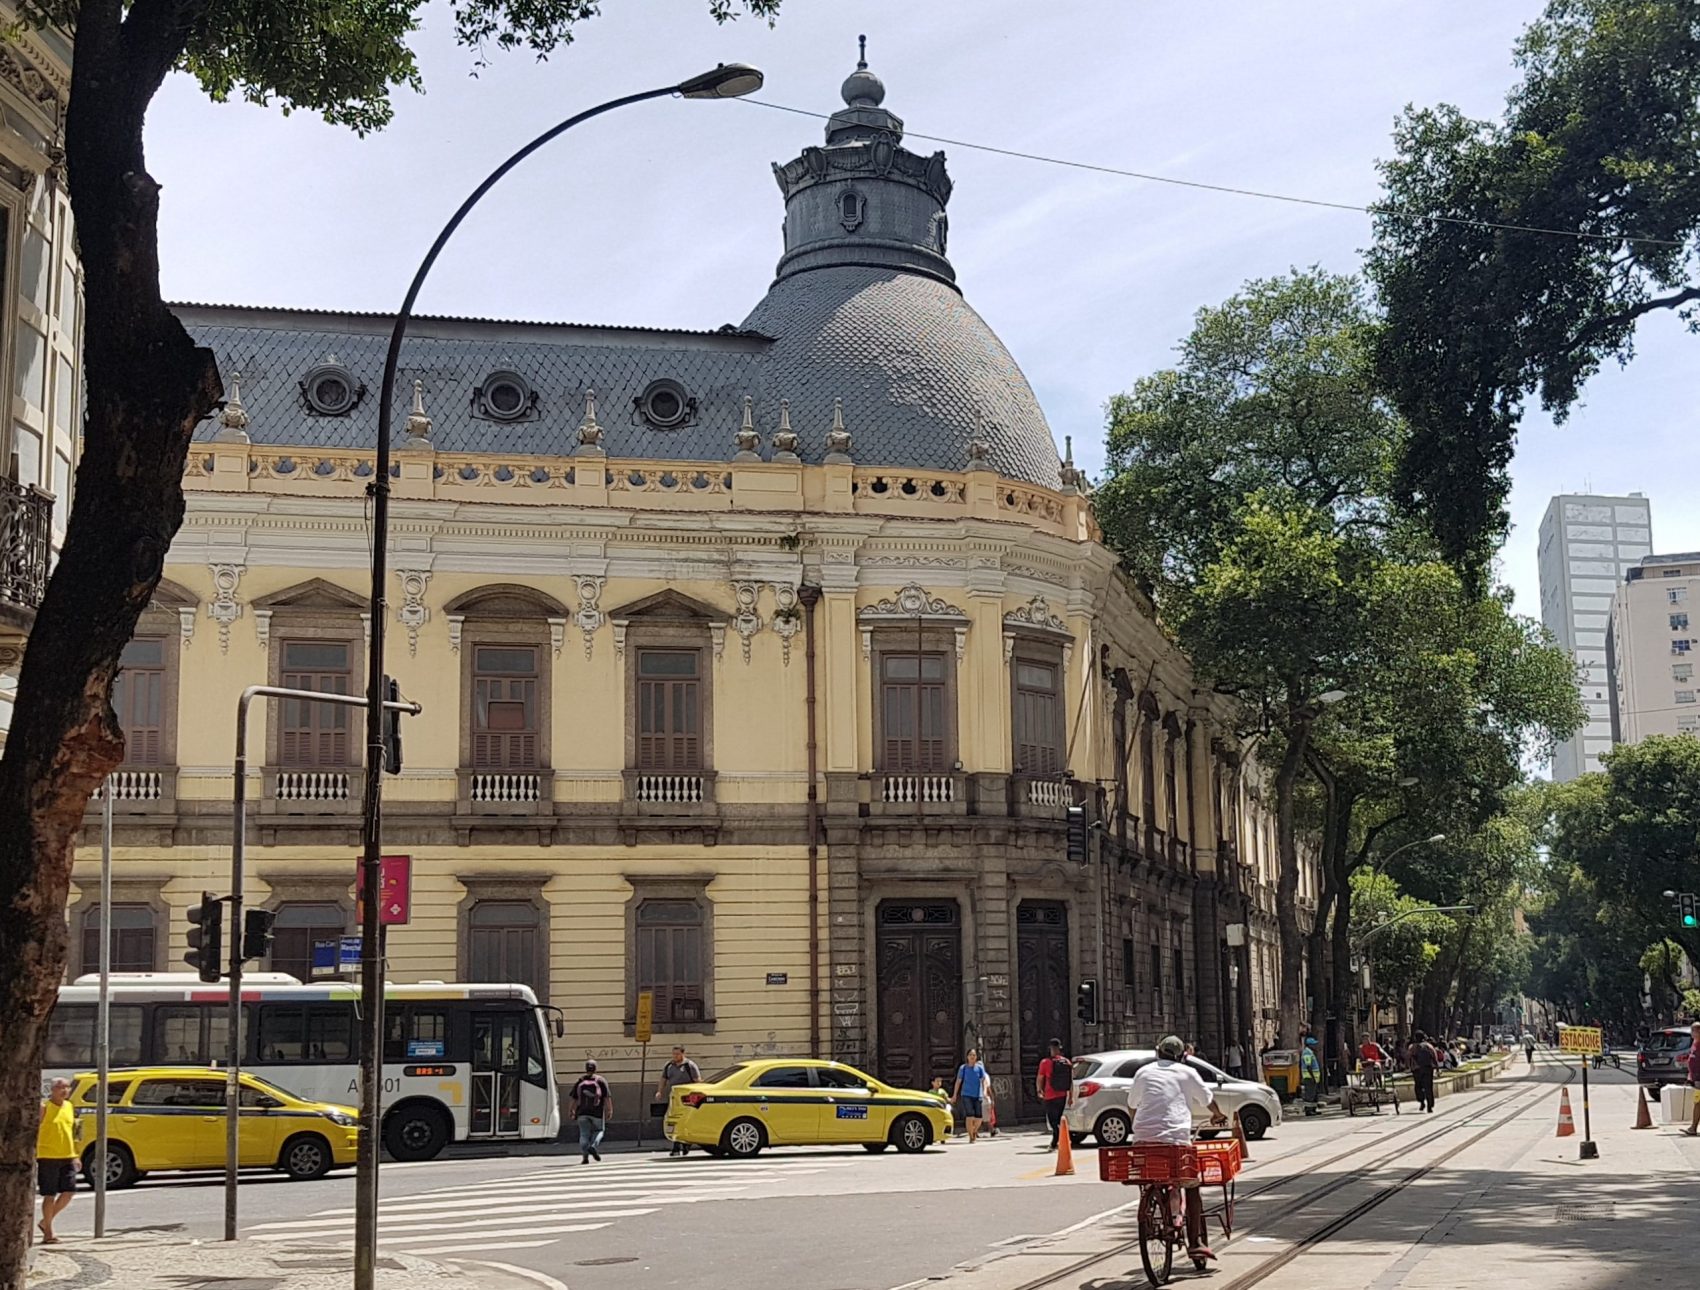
[1018,901,1071,1119]
[876,901,962,1092]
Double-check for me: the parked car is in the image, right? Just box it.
[1637,1026,1694,1088]
[1064,1049,1281,1145]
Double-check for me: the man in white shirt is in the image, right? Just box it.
[1128,1035,1228,1261]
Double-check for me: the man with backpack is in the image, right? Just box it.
[654,1045,703,1157]
[1035,1037,1074,1150]
[570,1058,614,1163]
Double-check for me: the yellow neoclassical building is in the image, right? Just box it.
[71,58,1315,1124]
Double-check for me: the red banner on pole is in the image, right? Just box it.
[357,854,412,925]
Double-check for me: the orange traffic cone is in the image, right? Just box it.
[1054,1126,1076,1176]
[1555,1087,1576,1138]
[1634,1085,1653,1130]
[1233,1110,1251,1161]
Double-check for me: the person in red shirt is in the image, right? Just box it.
[1035,1037,1074,1150]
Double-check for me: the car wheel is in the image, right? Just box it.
[81,1142,137,1190]
[1237,1105,1271,1140]
[383,1105,448,1162]
[280,1133,334,1181]
[890,1113,931,1154]
[1094,1110,1131,1146]
[722,1118,766,1159]
[863,1142,889,1153]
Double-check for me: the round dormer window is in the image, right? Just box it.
[301,361,360,417]
[637,379,692,429]
[479,370,534,422]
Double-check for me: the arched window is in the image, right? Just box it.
[81,904,156,974]
[838,189,864,231]
[269,902,348,982]
[467,899,543,995]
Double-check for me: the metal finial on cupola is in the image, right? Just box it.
[215,374,250,442]
[1060,434,1083,493]
[575,387,604,453]
[772,398,801,461]
[733,394,762,461]
[858,34,867,70]
[403,380,432,443]
[824,395,853,463]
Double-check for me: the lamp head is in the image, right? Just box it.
[1317,689,1348,706]
[678,63,765,99]
[1426,833,1446,844]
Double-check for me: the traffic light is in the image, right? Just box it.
[184,891,224,983]
[1680,892,1698,929]
[1076,978,1099,1026]
[381,675,403,774]
[242,908,276,962]
[1066,806,1088,863]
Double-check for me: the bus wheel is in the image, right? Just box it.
[383,1104,449,1161]
[281,1133,334,1181]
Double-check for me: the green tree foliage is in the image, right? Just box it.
[1369,0,1700,573]
[1526,861,1654,1032]
[1351,868,1445,1018]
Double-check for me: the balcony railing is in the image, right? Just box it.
[632,773,705,805]
[1021,776,1071,808]
[276,770,351,802]
[469,772,542,803]
[0,477,52,614]
[94,770,164,802]
[881,773,956,805]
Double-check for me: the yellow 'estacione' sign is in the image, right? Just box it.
[635,990,654,1044]
[1558,1026,1603,1056]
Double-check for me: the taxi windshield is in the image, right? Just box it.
[245,1074,310,1103]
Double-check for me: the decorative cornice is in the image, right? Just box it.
[1003,594,1070,637]
[856,583,969,624]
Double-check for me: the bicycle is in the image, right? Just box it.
[1099,1133,1240,1286]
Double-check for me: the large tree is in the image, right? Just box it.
[1369,0,1700,574]
[0,3,780,1281]
[1099,268,1405,1045]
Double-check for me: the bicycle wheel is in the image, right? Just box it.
[1138,1185,1176,1286]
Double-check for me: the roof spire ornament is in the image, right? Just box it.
[858,33,867,70]
[772,398,801,461]
[575,388,605,454]
[733,394,762,461]
[214,374,250,442]
[403,380,433,446]
[824,396,853,463]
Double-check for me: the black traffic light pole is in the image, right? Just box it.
[222,684,418,1242]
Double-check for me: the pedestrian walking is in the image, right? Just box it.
[1300,1036,1323,1116]
[1524,1033,1536,1065]
[1683,1022,1700,1137]
[983,1079,1000,1137]
[36,1077,77,1246]
[654,1045,702,1156]
[1035,1038,1073,1150]
[570,1059,613,1163]
[1224,1040,1244,1079]
[1406,1030,1439,1113]
[953,1047,989,1143]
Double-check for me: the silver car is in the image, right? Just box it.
[1064,1049,1282,1145]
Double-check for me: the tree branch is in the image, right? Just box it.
[117,0,208,112]
[1565,285,1700,355]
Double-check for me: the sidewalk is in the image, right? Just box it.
[26,1232,556,1289]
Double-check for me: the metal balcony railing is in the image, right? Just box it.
[0,477,52,612]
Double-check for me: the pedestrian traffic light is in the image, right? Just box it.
[1680,892,1698,929]
[381,675,403,774]
[242,907,276,962]
[1066,806,1088,863]
[184,891,224,983]
[1076,978,1099,1026]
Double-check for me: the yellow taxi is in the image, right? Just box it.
[69,1067,359,1188]
[664,1058,951,1158]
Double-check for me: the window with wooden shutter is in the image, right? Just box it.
[636,899,706,1023]
[467,900,543,996]
[1140,717,1157,822]
[472,645,539,769]
[1164,734,1180,833]
[81,904,156,974]
[1150,942,1163,1012]
[1013,657,1062,774]
[880,652,948,771]
[112,637,166,765]
[268,902,347,982]
[636,649,701,770]
[279,641,352,766]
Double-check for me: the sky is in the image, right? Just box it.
[144,0,1698,619]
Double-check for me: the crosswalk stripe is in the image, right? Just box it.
[255,1220,612,1245]
[249,1205,659,1235]
[301,1193,704,1222]
[403,1239,562,1255]
[389,1170,829,1201]
[293,1186,710,1220]
[382,1222,611,1245]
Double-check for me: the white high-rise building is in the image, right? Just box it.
[1608,552,1700,747]
[1537,492,1654,780]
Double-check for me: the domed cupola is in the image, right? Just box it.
[769,37,955,287]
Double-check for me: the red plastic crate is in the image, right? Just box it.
[1098,1143,1200,1185]
[1195,1138,1242,1184]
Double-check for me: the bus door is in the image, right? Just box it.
[470,1012,525,1137]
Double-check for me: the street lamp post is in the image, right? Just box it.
[353,63,764,1290]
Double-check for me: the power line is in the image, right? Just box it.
[743,99,1685,250]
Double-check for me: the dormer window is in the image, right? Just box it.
[636,379,694,429]
[839,189,864,232]
[475,370,536,422]
[300,360,362,417]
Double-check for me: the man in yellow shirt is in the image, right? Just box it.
[36,1078,77,1245]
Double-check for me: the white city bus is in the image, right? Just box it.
[45,974,562,1160]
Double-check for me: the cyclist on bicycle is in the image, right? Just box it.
[1359,1036,1388,1085]
[1128,1034,1229,1262]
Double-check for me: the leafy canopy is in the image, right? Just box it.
[19,1,782,133]
[1369,0,1700,571]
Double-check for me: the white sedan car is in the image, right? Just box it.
[1064,1049,1282,1145]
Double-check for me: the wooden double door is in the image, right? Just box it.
[1018,901,1071,1118]
[875,901,963,1092]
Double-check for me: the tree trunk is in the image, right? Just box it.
[1274,723,1311,1048]
[1329,863,1354,1071]
[0,7,219,1284]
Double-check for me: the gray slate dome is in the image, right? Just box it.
[742,266,1059,483]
